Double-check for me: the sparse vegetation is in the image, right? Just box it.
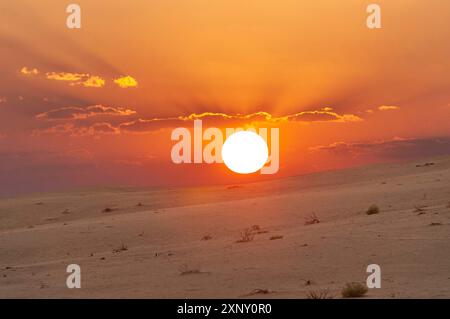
[178,264,202,276]
[102,207,117,213]
[429,222,443,226]
[307,289,333,299]
[304,212,320,225]
[245,288,271,296]
[250,224,268,234]
[341,282,368,298]
[301,279,313,286]
[236,228,255,243]
[414,205,427,213]
[416,162,435,168]
[112,243,128,253]
[366,204,380,215]
[270,235,283,240]
[201,234,212,241]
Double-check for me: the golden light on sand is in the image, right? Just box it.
[221,131,269,174]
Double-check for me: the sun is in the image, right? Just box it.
[221,131,269,174]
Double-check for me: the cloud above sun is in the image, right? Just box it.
[36,105,137,120]
[19,67,136,89]
[20,67,39,75]
[114,76,138,88]
[34,106,363,136]
[378,105,400,111]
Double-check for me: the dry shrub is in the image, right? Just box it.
[112,243,128,253]
[304,212,320,225]
[307,289,333,299]
[178,264,202,276]
[341,282,368,298]
[429,222,442,226]
[246,289,271,296]
[366,204,380,215]
[414,205,427,213]
[236,228,255,243]
[102,207,117,213]
[270,235,283,240]
[201,235,212,241]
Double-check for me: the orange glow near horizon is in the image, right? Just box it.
[0,0,449,194]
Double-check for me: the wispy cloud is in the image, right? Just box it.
[46,72,88,82]
[34,107,363,136]
[310,137,450,159]
[20,67,39,75]
[46,72,106,88]
[120,108,362,133]
[20,67,135,89]
[80,76,106,88]
[378,105,400,111]
[34,122,120,137]
[114,76,138,88]
[36,105,136,120]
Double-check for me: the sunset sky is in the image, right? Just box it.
[1,0,449,195]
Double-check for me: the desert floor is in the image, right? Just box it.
[0,157,449,298]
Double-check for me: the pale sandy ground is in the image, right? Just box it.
[0,157,449,299]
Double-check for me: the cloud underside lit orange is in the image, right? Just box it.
[33,107,363,136]
[114,76,138,88]
[20,68,137,89]
[36,105,137,120]
[46,72,105,87]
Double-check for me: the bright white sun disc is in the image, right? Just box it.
[221,131,269,174]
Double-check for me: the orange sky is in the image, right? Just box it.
[0,0,449,195]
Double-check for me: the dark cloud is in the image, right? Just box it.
[33,122,119,137]
[310,137,450,160]
[36,105,136,120]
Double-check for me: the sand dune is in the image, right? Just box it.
[1,157,449,298]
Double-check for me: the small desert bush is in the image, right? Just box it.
[178,264,201,276]
[112,243,128,253]
[102,207,117,213]
[414,205,427,213]
[201,234,212,241]
[304,212,320,225]
[341,282,368,298]
[307,289,333,299]
[247,288,271,296]
[366,204,380,215]
[236,228,255,243]
[270,235,283,240]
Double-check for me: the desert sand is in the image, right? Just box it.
[0,156,449,298]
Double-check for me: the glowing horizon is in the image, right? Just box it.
[0,0,450,195]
